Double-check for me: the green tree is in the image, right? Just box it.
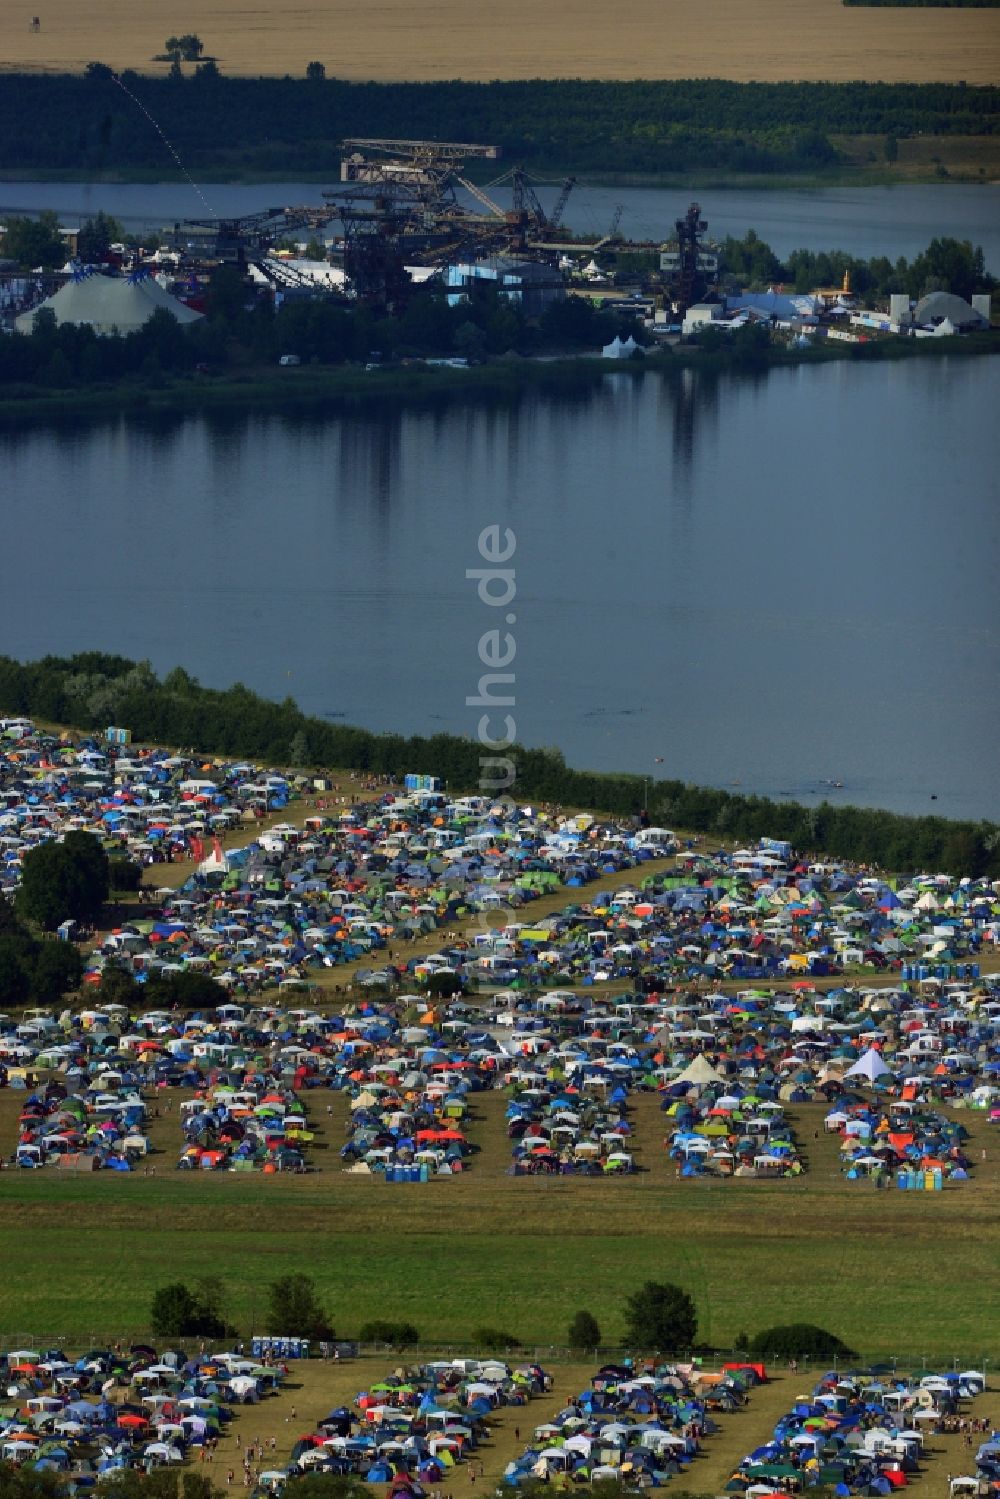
[16,832,109,930]
[177,33,204,60]
[108,857,143,893]
[150,1281,199,1336]
[453,320,487,362]
[0,1461,66,1496]
[885,133,899,163]
[267,1273,333,1339]
[150,1280,226,1339]
[29,939,83,1001]
[567,1308,601,1350]
[1,211,66,269]
[306,61,326,80]
[0,893,25,936]
[908,237,988,302]
[96,957,140,1006]
[288,729,310,766]
[205,264,248,324]
[622,1281,697,1350]
[76,209,123,263]
[0,939,32,1007]
[163,35,182,60]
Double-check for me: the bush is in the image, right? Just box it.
[622,1281,697,1350]
[143,969,229,1011]
[358,1319,420,1347]
[471,1325,520,1351]
[749,1323,858,1361]
[567,1309,601,1350]
[424,970,464,997]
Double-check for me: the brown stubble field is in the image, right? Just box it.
[4,0,1000,83]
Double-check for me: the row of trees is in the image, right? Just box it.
[148,1277,691,1347]
[0,1470,223,1499]
[1,652,996,875]
[0,276,643,390]
[151,1274,855,1361]
[718,228,993,303]
[0,206,143,270]
[0,74,996,175]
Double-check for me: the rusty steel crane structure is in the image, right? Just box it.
[326,138,508,308]
[324,140,577,308]
[167,205,335,287]
[662,201,719,314]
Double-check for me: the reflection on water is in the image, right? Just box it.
[1,358,998,821]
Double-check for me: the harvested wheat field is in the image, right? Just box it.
[4,0,1000,83]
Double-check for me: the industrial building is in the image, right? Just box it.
[444,257,566,317]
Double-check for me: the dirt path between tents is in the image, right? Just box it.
[77,775,1000,1010]
[693,1376,999,1495]
[208,1358,839,1492]
[692,1370,803,1492]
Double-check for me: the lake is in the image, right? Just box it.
[2,354,997,822]
[2,180,999,270]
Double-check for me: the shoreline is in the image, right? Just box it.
[2,167,998,190]
[0,333,995,427]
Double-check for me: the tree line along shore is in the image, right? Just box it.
[2,653,997,878]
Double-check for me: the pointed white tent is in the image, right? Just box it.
[602,334,643,360]
[675,1053,726,1089]
[844,1048,893,1084]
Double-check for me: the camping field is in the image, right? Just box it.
[104,1357,996,1496]
[0,1091,997,1360]
[4,0,999,83]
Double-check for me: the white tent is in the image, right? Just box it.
[675,1053,726,1089]
[602,334,644,360]
[16,272,203,336]
[844,1048,893,1084]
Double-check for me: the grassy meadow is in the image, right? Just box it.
[1,1091,997,1359]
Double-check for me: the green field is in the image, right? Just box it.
[1,1097,997,1359]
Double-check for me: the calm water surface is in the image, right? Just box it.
[2,357,998,821]
[2,181,998,269]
